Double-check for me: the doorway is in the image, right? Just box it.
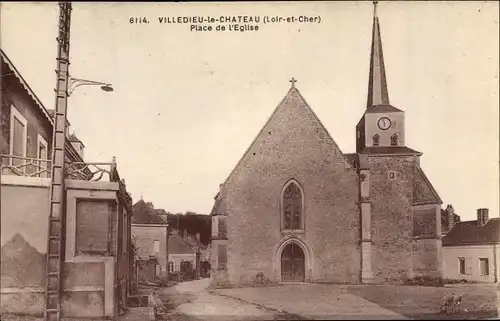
[281,242,305,282]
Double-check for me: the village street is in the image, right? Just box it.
[154,278,406,320]
[148,279,499,321]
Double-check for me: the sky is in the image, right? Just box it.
[1,1,498,221]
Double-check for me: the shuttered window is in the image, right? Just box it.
[76,200,112,255]
[479,258,489,276]
[218,244,227,270]
[458,257,465,274]
[218,217,227,238]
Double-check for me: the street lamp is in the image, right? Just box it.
[68,77,113,96]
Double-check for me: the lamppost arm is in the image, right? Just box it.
[69,77,113,96]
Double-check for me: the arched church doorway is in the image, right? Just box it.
[281,242,305,282]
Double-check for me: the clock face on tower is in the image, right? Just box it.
[377,117,391,130]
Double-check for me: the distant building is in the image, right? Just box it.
[168,230,196,274]
[131,199,169,282]
[442,208,499,283]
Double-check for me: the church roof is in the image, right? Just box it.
[344,153,359,168]
[359,146,422,155]
[443,218,500,246]
[366,1,390,109]
[365,104,402,114]
[221,83,355,186]
[413,167,442,205]
[210,194,223,216]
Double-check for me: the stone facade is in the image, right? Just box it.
[131,224,168,278]
[210,4,444,286]
[212,87,361,285]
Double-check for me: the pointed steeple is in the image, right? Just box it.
[366,1,390,108]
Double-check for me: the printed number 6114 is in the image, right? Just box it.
[130,17,149,24]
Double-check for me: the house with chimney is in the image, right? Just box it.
[442,208,499,283]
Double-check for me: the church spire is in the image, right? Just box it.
[366,1,390,108]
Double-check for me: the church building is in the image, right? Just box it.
[210,3,443,285]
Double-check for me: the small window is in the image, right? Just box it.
[218,244,227,270]
[168,261,174,272]
[10,105,28,169]
[388,170,397,180]
[479,258,489,276]
[153,240,160,255]
[357,131,360,139]
[37,134,49,178]
[373,134,380,146]
[391,134,398,146]
[458,257,465,274]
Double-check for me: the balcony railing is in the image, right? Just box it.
[1,154,132,205]
[66,161,115,181]
[0,154,52,178]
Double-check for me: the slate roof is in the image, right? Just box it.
[413,166,442,205]
[343,153,359,168]
[68,133,85,147]
[359,146,422,155]
[210,192,223,216]
[442,218,500,246]
[365,104,403,114]
[132,199,167,225]
[132,214,167,225]
[168,234,195,254]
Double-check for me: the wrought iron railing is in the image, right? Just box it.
[65,161,115,181]
[1,154,132,205]
[0,154,52,178]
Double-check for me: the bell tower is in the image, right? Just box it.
[356,1,406,153]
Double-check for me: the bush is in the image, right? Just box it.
[253,272,270,285]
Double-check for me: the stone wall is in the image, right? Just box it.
[220,88,360,285]
[368,155,416,283]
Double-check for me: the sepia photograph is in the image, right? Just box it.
[0,1,499,320]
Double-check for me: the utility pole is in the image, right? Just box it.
[44,2,72,321]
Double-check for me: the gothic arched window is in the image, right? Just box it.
[391,134,398,146]
[373,134,380,146]
[282,181,303,230]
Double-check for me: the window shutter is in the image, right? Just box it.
[76,200,111,254]
[218,244,227,270]
[465,257,472,275]
[219,217,227,238]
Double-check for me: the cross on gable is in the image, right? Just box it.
[289,77,297,87]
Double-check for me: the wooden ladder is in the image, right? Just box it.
[44,3,72,321]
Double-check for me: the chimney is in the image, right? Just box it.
[183,229,187,238]
[477,208,489,227]
[196,233,200,241]
[446,205,455,231]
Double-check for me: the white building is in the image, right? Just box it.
[442,208,499,283]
